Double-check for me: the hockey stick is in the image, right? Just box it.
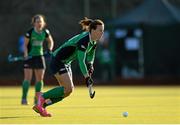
[88,83,95,99]
[7,54,32,62]
[88,74,95,99]
[7,52,51,62]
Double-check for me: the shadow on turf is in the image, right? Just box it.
[0,116,35,119]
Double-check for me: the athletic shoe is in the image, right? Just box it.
[21,99,29,105]
[36,92,45,107]
[32,105,52,117]
[33,92,52,117]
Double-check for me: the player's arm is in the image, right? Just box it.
[77,34,94,87]
[24,37,29,57]
[45,29,54,51]
[86,44,97,75]
[86,45,96,64]
[77,34,90,78]
[77,50,93,87]
[77,50,89,78]
[24,29,32,57]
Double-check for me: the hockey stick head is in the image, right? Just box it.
[90,91,95,99]
[8,54,13,62]
[7,54,24,62]
[88,84,95,99]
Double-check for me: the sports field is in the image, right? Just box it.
[0,86,179,124]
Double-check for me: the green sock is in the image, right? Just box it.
[35,80,44,92]
[43,97,64,108]
[22,80,30,99]
[42,86,64,99]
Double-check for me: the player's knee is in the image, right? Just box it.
[64,86,74,97]
[24,79,31,83]
[35,79,43,83]
[36,76,44,82]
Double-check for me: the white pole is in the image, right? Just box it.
[111,0,117,18]
[84,0,90,17]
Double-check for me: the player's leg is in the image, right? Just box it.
[33,72,73,116]
[32,73,67,117]
[34,56,46,104]
[42,72,73,104]
[34,69,45,104]
[21,68,32,105]
[43,64,73,107]
[33,68,74,116]
[33,58,73,116]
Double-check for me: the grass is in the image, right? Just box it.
[0,86,180,124]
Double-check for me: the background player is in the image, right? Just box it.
[21,14,54,105]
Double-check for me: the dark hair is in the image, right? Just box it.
[79,17,104,32]
[31,14,46,25]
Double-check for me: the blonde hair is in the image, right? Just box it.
[79,17,104,32]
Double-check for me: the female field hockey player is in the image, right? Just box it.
[33,17,104,117]
[21,14,54,105]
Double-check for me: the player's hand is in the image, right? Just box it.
[87,63,94,76]
[24,56,29,61]
[24,56,31,61]
[44,49,52,58]
[85,77,93,87]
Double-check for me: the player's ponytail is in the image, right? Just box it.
[79,17,93,31]
[79,17,104,32]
